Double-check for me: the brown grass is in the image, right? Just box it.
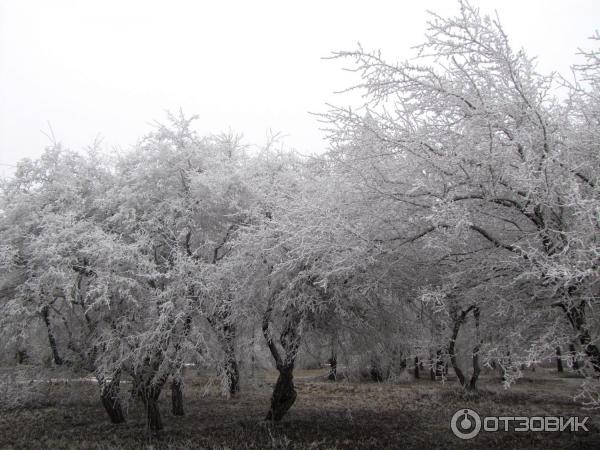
[0,367,598,449]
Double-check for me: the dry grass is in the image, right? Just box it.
[0,367,598,449]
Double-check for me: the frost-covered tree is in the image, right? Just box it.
[322,0,600,393]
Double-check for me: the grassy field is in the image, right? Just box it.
[0,367,598,449]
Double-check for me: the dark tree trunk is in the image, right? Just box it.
[266,367,297,421]
[141,385,163,433]
[435,349,444,379]
[170,313,192,414]
[580,330,600,372]
[41,305,63,366]
[448,305,480,390]
[99,372,126,424]
[16,349,28,364]
[370,367,384,382]
[557,299,600,372]
[469,308,482,390]
[146,397,162,433]
[328,355,337,381]
[449,314,467,388]
[328,336,337,381]
[569,343,580,370]
[224,355,240,396]
[262,302,302,422]
[219,322,240,396]
[370,356,385,382]
[400,357,407,370]
[209,315,240,396]
[221,322,239,396]
[556,347,563,373]
[429,353,435,380]
[414,356,420,379]
[171,377,184,416]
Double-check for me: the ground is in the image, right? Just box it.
[0,367,598,449]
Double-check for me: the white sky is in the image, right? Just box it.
[1,0,599,177]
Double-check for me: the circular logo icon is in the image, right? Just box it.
[451,408,481,440]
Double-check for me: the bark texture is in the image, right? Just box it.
[171,377,184,416]
[41,305,63,366]
[262,302,302,422]
[448,305,481,391]
[98,371,126,424]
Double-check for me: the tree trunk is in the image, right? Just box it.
[435,349,444,379]
[558,300,600,372]
[221,322,240,395]
[209,316,240,396]
[429,353,435,380]
[580,330,600,372]
[400,356,407,370]
[141,385,163,433]
[328,335,337,381]
[468,307,482,390]
[171,377,184,416]
[448,314,467,388]
[98,371,126,424]
[501,350,511,382]
[328,354,337,381]
[266,366,297,421]
[370,356,385,382]
[414,356,420,379]
[262,301,302,422]
[223,353,240,396]
[16,349,28,364]
[41,305,63,366]
[569,343,580,370]
[556,347,563,373]
[448,305,480,390]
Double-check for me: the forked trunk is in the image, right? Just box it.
[448,305,480,391]
[262,301,302,422]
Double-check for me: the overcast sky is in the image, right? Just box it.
[1,0,599,177]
